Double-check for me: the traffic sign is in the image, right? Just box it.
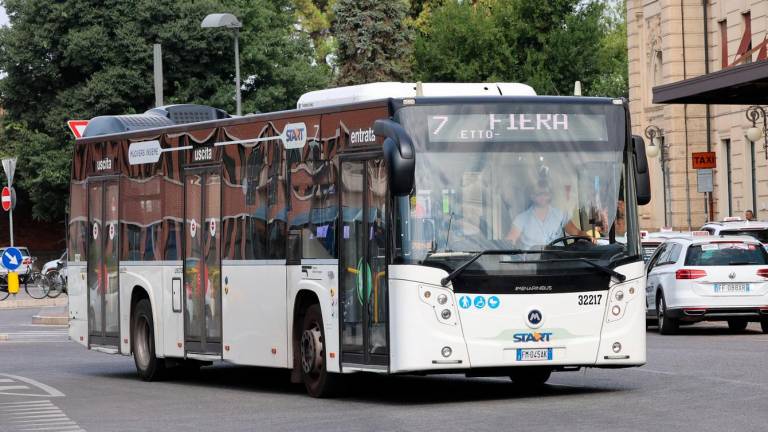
[697,168,714,193]
[1,247,23,271]
[692,151,716,169]
[67,120,89,139]
[1,157,16,185]
[1,187,11,212]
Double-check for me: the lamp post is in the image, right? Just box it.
[202,13,243,116]
[746,106,768,159]
[645,125,671,228]
[745,106,767,219]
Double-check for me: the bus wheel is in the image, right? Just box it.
[510,367,552,386]
[132,299,165,381]
[761,320,768,334]
[300,304,339,397]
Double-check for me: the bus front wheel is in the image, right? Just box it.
[300,304,339,397]
[132,299,165,381]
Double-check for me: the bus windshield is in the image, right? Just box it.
[393,100,638,270]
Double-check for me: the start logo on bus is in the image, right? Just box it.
[282,123,307,149]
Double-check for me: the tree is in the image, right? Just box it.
[413,0,626,97]
[332,0,413,86]
[587,0,628,98]
[292,0,336,66]
[0,0,328,221]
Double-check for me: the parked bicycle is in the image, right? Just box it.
[0,271,51,300]
[43,269,66,299]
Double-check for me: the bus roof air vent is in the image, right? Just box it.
[82,113,175,138]
[145,104,231,124]
[82,104,231,138]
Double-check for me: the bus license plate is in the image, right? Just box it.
[713,283,750,294]
[516,348,553,361]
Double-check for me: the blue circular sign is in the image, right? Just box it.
[458,295,472,309]
[487,295,500,309]
[473,296,486,309]
[1,247,23,271]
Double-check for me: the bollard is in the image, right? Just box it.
[7,272,19,295]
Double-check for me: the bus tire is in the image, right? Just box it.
[657,293,678,335]
[299,304,339,398]
[510,367,552,386]
[727,319,748,332]
[761,319,768,334]
[132,299,165,381]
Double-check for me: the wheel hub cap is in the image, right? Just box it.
[300,325,323,375]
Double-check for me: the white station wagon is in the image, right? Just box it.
[645,235,768,334]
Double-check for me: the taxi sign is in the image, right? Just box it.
[692,151,716,169]
[1,247,23,271]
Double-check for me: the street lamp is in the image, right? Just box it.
[644,125,671,227]
[202,13,243,116]
[745,106,768,159]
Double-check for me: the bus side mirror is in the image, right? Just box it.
[632,135,651,205]
[374,119,415,196]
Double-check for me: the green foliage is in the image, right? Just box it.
[292,0,336,65]
[332,0,413,86]
[413,0,627,98]
[0,0,329,221]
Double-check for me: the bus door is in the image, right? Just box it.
[183,166,222,355]
[339,157,389,368]
[87,177,120,347]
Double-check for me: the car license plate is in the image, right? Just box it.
[516,348,552,361]
[713,283,750,294]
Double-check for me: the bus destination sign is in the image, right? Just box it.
[427,114,608,142]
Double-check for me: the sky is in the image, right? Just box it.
[0,6,7,27]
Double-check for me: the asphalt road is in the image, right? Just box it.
[0,308,766,432]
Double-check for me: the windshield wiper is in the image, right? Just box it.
[440,249,539,286]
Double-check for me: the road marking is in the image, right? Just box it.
[0,385,29,391]
[0,378,14,383]
[0,374,65,397]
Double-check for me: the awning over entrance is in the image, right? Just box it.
[653,60,768,104]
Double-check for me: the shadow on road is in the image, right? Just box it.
[92,364,619,404]
[646,324,765,336]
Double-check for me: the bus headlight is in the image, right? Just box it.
[437,294,448,305]
[441,309,452,320]
[614,290,624,301]
[611,305,621,316]
[612,342,622,353]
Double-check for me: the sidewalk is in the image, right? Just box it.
[0,292,68,310]
[31,306,68,325]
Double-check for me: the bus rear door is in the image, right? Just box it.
[183,166,223,356]
[87,177,120,348]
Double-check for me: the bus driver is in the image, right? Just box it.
[506,181,587,250]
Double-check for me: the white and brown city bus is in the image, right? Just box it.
[67,82,651,397]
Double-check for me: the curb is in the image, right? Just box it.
[31,315,68,326]
[0,297,68,310]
